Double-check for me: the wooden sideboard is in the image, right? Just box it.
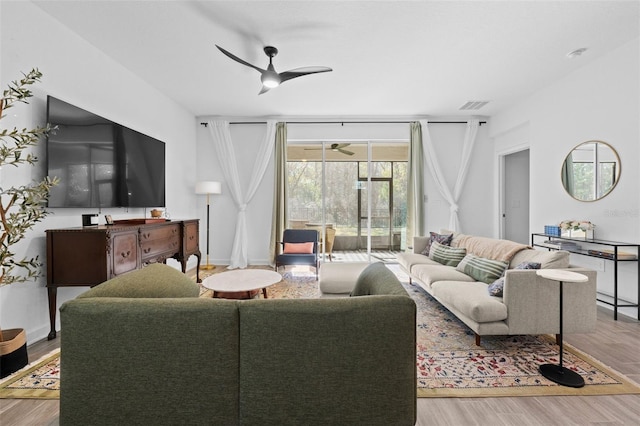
[45,219,201,339]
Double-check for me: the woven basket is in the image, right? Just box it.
[0,328,28,378]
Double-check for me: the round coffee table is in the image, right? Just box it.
[202,269,282,299]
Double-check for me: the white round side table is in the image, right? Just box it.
[536,269,588,388]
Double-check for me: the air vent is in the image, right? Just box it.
[459,100,490,111]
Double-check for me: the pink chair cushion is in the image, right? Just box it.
[283,242,314,254]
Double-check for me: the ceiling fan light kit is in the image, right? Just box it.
[216,44,332,94]
[261,70,281,88]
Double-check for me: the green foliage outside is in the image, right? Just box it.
[571,162,615,201]
[287,159,407,237]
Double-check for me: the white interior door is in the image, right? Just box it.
[503,149,530,244]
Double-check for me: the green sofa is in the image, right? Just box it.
[60,263,416,426]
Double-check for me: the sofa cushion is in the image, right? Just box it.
[238,296,416,425]
[77,264,200,299]
[60,297,241,425]
[431,281,508,323]
[488,261,541,297]
[428,241,466,267]
[509,249,570,269]
[397,252,439,273]
[421,231,453,255]
[456,254,509,284]
[411,264,476,288]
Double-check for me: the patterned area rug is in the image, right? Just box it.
[407,281,640,397]
[2,264,638,399]
[0,349,60,399]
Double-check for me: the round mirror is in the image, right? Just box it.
[561,140,621,201]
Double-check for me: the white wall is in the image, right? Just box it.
[0,1,198,343]
[490,37,640,318]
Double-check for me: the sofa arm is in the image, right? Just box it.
[412,236,430,254]
[350,262,409,297]
[502,268,597,335]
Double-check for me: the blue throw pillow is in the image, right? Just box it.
[487,261,542,297]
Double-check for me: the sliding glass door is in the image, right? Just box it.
[286,141,408,263]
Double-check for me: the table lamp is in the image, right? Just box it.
[195,181,222,270]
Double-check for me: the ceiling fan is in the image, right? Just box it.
[304,143,354,156]
[215,45,332,94]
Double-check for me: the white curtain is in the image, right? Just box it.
[207,119,277,268]
[419,119,480,232]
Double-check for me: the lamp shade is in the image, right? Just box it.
[195,181,222,195]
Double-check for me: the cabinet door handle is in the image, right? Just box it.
[143,248,151,254]
[121,250,131,258]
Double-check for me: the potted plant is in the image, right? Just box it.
[0,69,58,378]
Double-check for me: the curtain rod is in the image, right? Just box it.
[200,120,486,127]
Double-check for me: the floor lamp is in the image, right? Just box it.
[195,181,222,270]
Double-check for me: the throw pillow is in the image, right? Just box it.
[487,261,542,297]
[428,241,467,267]
[283,242,314,254]
[421,231,453,255]
[456,253,509,284]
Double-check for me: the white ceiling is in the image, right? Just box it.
[33,1,640,118]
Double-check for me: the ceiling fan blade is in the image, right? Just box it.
[334,143,350,149]
[338,148,355,156]
[216,45,265,73]
[279,66,333,84]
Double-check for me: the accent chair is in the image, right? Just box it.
[275,229,319,277]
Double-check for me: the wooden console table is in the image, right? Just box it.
[531,233,639,320]
[46,219,201,339]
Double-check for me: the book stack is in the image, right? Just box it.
[544,240,581,251]
[587,249,638,260]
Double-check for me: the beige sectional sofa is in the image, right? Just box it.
[398,233,597,345]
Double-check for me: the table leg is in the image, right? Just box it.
[262,288,268,299]
[47,287,58,340]
[538,280,585,388]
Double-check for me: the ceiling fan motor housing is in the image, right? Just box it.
[264,46,278,58]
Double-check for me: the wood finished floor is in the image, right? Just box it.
[1,307,638,425]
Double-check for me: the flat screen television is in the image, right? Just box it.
[46,96,166,208]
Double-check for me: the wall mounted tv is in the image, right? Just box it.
[46,96,166,208]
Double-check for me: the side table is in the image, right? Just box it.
[536,269,588,388]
